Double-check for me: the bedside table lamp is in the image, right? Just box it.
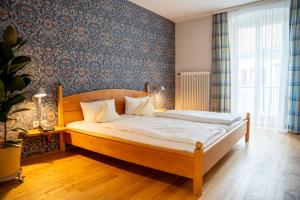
[34,87,47,126]
[154,84,165,109]
[158,85,165,109]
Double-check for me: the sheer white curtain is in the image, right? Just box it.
[229,0,290,130]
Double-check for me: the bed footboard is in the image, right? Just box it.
[64,129,197,177]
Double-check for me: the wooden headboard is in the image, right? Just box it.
[58,83,150,126]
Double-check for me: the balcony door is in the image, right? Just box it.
[229,0,290,130]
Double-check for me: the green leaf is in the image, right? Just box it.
[4,138,23,148]
[4,142,22,148]
[9,108,30,115]
[9,90,31,98]
[22,77,31,88]
[7,94,25,107]
[3,25,17,47]
[0,42,14,67]
[6,138,23,143]
[8,56,31,73]
[20,74,32,78]
[0,79,4,101]
[11,127,28,134]
[7,75,25,92]
[12,38,27,52]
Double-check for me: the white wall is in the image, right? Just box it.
[175,15,213,73]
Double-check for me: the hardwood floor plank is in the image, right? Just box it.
[0,128,299,200]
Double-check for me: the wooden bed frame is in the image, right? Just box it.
[57,83,250,195]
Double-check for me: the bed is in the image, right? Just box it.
[58,83,250,195]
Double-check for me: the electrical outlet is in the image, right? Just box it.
[41,120,47,126]
[33,121,39,128]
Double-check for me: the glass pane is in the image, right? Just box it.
[237,87,255,114]
[259,22,282,119]
[238,58,255,87]
[260,87,279,116]
[238,27,256,57]
[262,23,282,49]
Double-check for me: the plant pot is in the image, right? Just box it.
[0,145,22,183]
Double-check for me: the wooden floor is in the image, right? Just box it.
[0,128,300,200]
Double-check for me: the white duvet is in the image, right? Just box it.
[67,115,244,150]
[154,110,241,125]
[100,115,226,145]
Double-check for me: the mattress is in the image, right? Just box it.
[66,115,245,152]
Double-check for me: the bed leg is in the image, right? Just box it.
[245,112,250,142]
[193,142,203,195]
[193,176,202,195]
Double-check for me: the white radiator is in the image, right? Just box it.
[176,72,210,111]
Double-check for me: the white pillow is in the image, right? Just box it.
[125,96,149,115]
[134,99,155,116]
[95,99,120,122]
[80,100,107,122]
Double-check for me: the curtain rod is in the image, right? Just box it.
[212,0,284,14]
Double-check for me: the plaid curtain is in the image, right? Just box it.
[211,13,231,112]
[288,0,300,133]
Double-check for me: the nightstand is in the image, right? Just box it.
[26,126,66,151]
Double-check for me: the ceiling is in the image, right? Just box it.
[128,0,259,22]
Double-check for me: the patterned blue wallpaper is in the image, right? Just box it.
[0,0,175,157]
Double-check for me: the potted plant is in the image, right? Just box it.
[0,25,32,183]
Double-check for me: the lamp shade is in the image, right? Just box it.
[160,86,165,91]
[34,87,47,98]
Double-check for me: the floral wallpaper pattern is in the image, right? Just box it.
[0,0,175,157]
